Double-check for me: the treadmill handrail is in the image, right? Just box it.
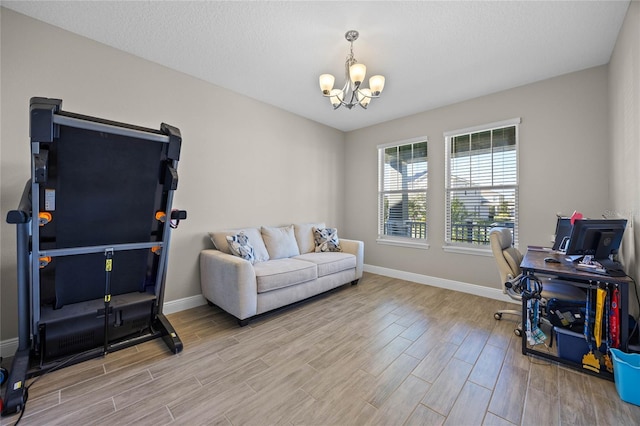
[53,114,170,144]
[6,180,32,224]
[39,241,163,258]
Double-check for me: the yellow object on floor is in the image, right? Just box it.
[583,350,601,373]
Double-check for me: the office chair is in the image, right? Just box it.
[489,227,586,336]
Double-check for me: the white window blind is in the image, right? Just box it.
[378,139,428,243]
[445,119,519,247]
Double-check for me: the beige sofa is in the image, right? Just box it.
[200,223,364,325]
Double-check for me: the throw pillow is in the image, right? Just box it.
[209,228,270,262]
[239,228,270,262]
[313,227,342,252]
[226,231,255,263]
[209,231,235,254]
[261,225,300,259]
[294,222,325,254]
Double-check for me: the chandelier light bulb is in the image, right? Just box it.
[369,75,385,96]
[357,88,372,108]
[349,63,366,86]
[319,74,335,95]
[329,89,344,108]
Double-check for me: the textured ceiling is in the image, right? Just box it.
[2,1,631,131]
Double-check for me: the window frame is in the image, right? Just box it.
[443,118,520,255]
[377,136,429,249]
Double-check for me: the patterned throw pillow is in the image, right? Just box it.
[313,227,342,253]
[226,231,255,263]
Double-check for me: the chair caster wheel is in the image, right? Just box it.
[514,328,522,337]
[494,312,502,320]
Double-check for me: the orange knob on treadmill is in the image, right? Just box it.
[155,211,167,222]
[38,212,52,226]
[39,256,51,268]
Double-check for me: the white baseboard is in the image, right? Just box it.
[0,295,208,359]
[1,338,19,360]
[1,269,509,358]
[162,294,208,314]
[363,264,515,303]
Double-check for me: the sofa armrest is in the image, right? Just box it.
[200,249,257,320]
[340,238,364,279]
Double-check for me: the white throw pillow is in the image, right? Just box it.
[261,225,300,259]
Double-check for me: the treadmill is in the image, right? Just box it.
[2,97,186,416]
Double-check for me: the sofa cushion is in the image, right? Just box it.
[313,227,342,252]
[294,222,325,254]
[253,258,317,293]
[226,232,255,264]
[293,252,356,277]
[261,225,300,259]
[209,227,270,262]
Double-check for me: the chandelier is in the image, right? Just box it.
[319,30,385,110]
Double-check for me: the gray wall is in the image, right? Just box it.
[344,66,611,289]
[0,9,345,345]
[609,0,640,316]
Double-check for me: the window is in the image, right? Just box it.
[445,118,519,250]
[378,138,428,247]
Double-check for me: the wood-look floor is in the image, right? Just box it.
[2,272,640,425]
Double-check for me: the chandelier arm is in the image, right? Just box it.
[337,79,351,108]
[347,88,359,107]
[341,79,350,94]
[354,88,380,99]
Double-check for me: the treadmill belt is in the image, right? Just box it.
[49,125,163,307]
[53,126,162,248]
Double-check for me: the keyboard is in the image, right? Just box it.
[598,259,627,277]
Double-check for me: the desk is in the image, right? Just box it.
[520,248,631,380]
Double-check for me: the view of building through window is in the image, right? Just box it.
[378,141,428,241]
[446,123,518,246]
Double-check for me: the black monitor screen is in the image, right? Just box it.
[552,217,572,251]
[565,218,627,259]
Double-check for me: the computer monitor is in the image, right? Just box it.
[565,218,627,260]
[552,217,572,251]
